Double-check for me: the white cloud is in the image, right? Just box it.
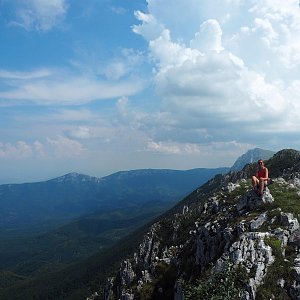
[132,11,165,41]
[0,136,85,160]
[149,29,199,69]
[46,136,85,157]
[141,138,253,169]
[0,141,33,159]
[146,139,202,154]
[111,6,127,15]
[103,49,144,80]
[132,0,300,146]
[230,0,300,70]
[190,19,224,53]
[66,126,93,139]
[0,69,52,80]
[10,0,68,31]
[0,68,144,105]
[252,18,278,47]
[34,140,46,157]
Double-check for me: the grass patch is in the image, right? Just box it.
[269,182,300,221]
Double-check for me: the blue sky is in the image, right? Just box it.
[1,0,300,184]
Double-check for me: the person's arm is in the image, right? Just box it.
[263,168,269,180]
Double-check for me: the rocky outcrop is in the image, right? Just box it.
[102,179,283,299]
[215,232,274,300]
[237,187,274,214]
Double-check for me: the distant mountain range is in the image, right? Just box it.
[0,147,274,235]
[0,147,275,234]
[0,167,229,280]
[0,167,229,235]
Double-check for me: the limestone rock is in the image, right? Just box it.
[120,260,135,286]
[237,188,273,214]
[250,212,268,230]
[215,232,274,299]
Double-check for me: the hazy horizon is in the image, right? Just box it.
[0,165,233,185]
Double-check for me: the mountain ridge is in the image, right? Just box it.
[0,167,230,285]
[0,167,229,235]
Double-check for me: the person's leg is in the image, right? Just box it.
[252,176,259,189]
[259,178,264,195]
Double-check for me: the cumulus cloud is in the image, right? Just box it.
[190,19,224,53]
[10,0,68,31]
[228,0,300,70]
[132,10,165,41]
[46,135,85,157]
[0,136,85,160]
[34,140,46,157]
[132,0,300,146]
[0,141,33,159]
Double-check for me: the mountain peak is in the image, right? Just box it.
[50,172,101,183]
[231,147,275,171]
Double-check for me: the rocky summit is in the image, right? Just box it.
[89,149,300,300]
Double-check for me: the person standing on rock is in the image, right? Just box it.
[252,159,269,197]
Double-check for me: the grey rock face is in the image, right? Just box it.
[237,187,274,214]
[215,232,274,299]
[195,221,233,268]
[120,260,135,286]
[250,212,268,230]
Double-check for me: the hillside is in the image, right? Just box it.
[1,149,300,299]
[99,148,300,300]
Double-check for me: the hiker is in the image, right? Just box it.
[252,159,269,197]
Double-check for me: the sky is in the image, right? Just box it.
[1,0,300,184]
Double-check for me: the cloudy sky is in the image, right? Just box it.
[1,0,300,183]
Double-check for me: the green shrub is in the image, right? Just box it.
[183,267,247,300]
